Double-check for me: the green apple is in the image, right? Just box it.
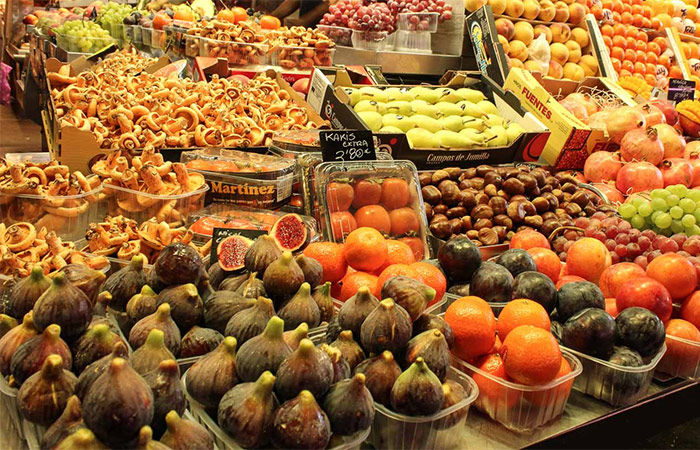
[483,126,508,147]
[358,86,388,103]
[409,86,441,104]
[382,114,415,132]
[459,128,486,144]
[483,114,506,127]
[456,88,486,103]
[354,100,386,114]
[440,115,468,132]
[458,101,486,118]
[461,117,485,131]
[384,87,413,102]
[506,123,525,143]
[344,88,362,106]
[436,88,463,103]
[379,126,404,133]
[406,128,439,148]
[477,100,499,115]
[435,102,464,117]
[384,101,413,116]
[408,114,443,133]
[357,111,383,132]
[435,130,474,149]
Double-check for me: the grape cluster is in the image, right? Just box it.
[387,0,453,21]
[321,0,362,28]
[321,0,396,32]
[55,20,114,53]
[97,2,134,35]
[618,185,700,237]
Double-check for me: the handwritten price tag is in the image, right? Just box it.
[320,130,376,162]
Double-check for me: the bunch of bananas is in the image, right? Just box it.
[617,76,652,100]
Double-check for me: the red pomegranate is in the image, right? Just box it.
[606,106,646,144]
[560,99,589,122]
[619,127,665,166]
[565,93,598,116]
[649,98,679,126]
[653,124,686,159]
[684,147,700,187]
[584,151,624,183]
[592,182,625,204]
[635,102,666,127]
[616,161,664,194]
[587,110,610,129]
[684,140,700,159]
[661,158,695,187]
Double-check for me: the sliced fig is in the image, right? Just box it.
[217,235,253,272]
[269,213,309,252]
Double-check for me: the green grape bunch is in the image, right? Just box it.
[55,20,114,53]
[618,185,700,237]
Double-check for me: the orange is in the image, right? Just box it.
[664,319,700,371]
[472,353,518,410]
[376,239,415,272]
[601,24,614,37]
[304,242,347,283]
[173,9,195,21]
[445,296,497,361]
[411,262,447,305]
[343,227,387,272]
[670,66,683,79]
[376,264,420,295]
[501,325,562,386]
[260,15,281,29]
[338,271,379,301]
[681,292,700,329]
[524,357,574,406]
[497,299,551,340]
[216,9,237,22]
[231,6,248,22]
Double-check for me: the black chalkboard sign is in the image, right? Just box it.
[668,78,696,103]
[320,130,376,162]
[210,228,267,265]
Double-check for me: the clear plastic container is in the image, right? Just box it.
[315,160,431,259]
[656,334,700,381]
[394,30,432,54]
[124,24,142,44]
[181,149,295,209]
[101,183,208,227]
[397,12,440,32]
[151,28,166,49]
[199,37,269,66]
[142,26,153,47]
[22,418,43,450]
[451,351,581,432]
[4,153,52,165]
[0,186,103,241]
[185,34,200,57]
[565,344,666,407]
[271,45,336,71]
[351,30,389,51]
[316,25,353,46]
[55,33,116,53]
[369,367,477,450]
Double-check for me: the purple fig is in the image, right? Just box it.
[8,266,50,318]
[0,311,38,375]
[353,351,401,406]
[272,390,331,450]
[160,410,214,450]
[277,282,320,330]
[129,303,181,355]
[330,330,365,370]
[17,354,77,426]
[156,283,203,331]
[126,285,158,324]
[323,373,375,435]
[131,329,176,375]
[319,344,351,383]
[40,395,85,449]
[236,316,292,382]
[72,323,124,374]
[360,298,413,356]
[225,296,275,344]
[312,281,336,323]
[390,357,444,416]
[33,272,92,341]
[381,276,435,321]
[100,255,148,311]
[11,324,72,385]
[283,323,309,350]
[180,326,224,358]
[404,329,450,382]
[143,359,186,436]
[413,313,455,349]
[203,291,253,334]
[75,341,129,400]
[274,338,334,401]
[337,286,378,338]
[185,336,238,408]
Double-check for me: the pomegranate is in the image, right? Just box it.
[652,123,686,158]
[606,106,646,144]
[619,127,665,165]
[684,145,700,187]
[635,102,666,127]
[587,110,610,129]
[584,151,624,183]
[616,161,663,194]
[565,93,597,116]
[591,182,625,204]
[559,99,589,122]
[660,158,695,187]
[650,98,679,125]
[684,140,700,159]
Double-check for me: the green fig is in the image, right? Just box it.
[390,357,444,416]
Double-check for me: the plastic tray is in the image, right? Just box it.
[655,334,700,381]
[369,367,478,450]
[316,25,353,46]
[142,26,153,47]
[151,28,166,50]
[0,185,103,241]
[55,33,116,53]
[315,160,431,259]
[351,30,390,51]
[101,183,208,227]
[184,34,200,57]
[394,30,432,54]
[451,351,581,433]
[124,24,142,44]
[397,12,440,32]
[199,37,270,67]
[564,345,666,407]
[271,45,335,71]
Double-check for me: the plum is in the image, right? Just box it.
[557,281,605,322]
[437,237,482,283]
[551,320,563,344]
[603,346,646,405]
[512,271,558,313]
[496,249,537,277]
[615,307,665,357]
[562,308,616,359]
[469,262,513,303]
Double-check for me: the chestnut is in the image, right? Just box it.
[483,172,503,188]
[432,170,450,185]
[430,221,453,239]
[433,204,448,215]
[476,165,495,177]
[461,216,473,231]
[484,184,498,197]
[466,230,480,240]
[448,218,463,234]
[421,185,442,204]
[472,204,494,220]
[446,206,467,219]
[492,225,507,241]
[532,197,550,213]
[523,215,543,228]
[439,181,460,206]
[473,218,493,230]
[470,177,485,190]
[530,168,547,187]
[571,191,589,207]
[475,193,489,205]
[460,167,477,180]
[478,228,499,246]
[507,202,526,222]
[564,202,582,216]
[489,197,508,216]
[494,214,513,230]
[418,172,432,187]
[520,200,537,216]
[445,167,462,180]
[430,214,448,224]
[457,191,476,209]
[425,203,433,220]
[502,178,525,196]
[517,173,537,192]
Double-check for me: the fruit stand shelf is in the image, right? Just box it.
[333,46,462,76]
[464,379,699,449]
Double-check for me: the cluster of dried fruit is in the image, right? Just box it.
[91,149,207,226]
[0,256,215,448]
[49,49,322,150]
[0,223,108,277]
[0,160,100,229]
[84,215,211,263]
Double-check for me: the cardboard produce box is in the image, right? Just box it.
[307,68,550,169]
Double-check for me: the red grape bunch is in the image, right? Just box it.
[321,0,396,33]
[320,0,363,28]
[386,0,453,21]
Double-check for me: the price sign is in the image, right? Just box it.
[320,130,376,162]
[668,78,696,102]
[210,228,267,265]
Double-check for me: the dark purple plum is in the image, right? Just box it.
[469,262,513,303]
[437,237,482,283]
[562,307,616,359]
[512,271,558,313]
[496,249,537,277]
[556,281,605,322]
[615,307,665,358]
